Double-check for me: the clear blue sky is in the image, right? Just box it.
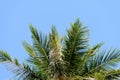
[0,0,120,79]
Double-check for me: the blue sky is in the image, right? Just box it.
[0,0,120,79]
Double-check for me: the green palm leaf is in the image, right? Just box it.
[85,49,120,76]
[0,50,12,62]
[63,19,89,76]
[23,41,37,57]
[29,25,49,62]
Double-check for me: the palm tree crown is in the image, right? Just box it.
[1,19,120,80]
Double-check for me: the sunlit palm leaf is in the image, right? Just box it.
[29,25,49,62]
[63,19,89,76]
[23,41,37,57]
[48,26,66,80]
[0,50,12,62]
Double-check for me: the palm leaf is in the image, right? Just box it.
[23,41,37,57]
[0,50,43,80]
[85,49,120,76]
[63,19,89,76]
[0,50,12,62]
[75,43,103,75]
[29,24,49,62]
[48,26,66,80]
[16,64,46,80]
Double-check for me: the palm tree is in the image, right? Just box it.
[1,19,120,80]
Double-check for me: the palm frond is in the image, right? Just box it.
[29,24,49,62]
[63,19,89,76]
[0,50,12,62]
[64,19,89,62]
[48,26,66,80]
[29,25,50,76]
[15,64,46,80]
[0,50,24,78]
[75,43,103,75]
[23,41,37,57]
[85,49,120,76]
[0,50,42,80]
